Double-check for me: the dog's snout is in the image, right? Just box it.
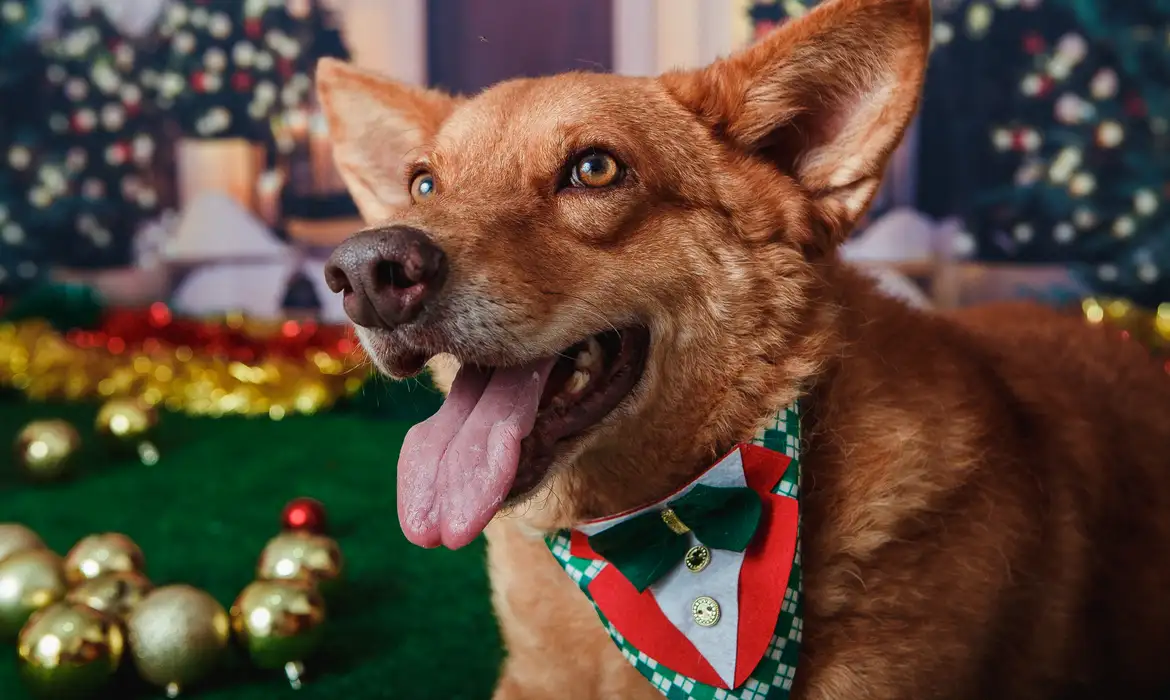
[324,225,448,329]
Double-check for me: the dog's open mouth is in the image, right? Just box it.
[396,326,650,549]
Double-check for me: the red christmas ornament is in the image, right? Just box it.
[1022,32,1045,55]
[231,72,253,92]
[71,112,94,133]
[1124,94,1147,118]
[191,71,207,92]
[245,18,262,39]
[108,142,131,164]
[282,498,327,534]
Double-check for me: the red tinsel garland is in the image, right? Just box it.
[65,303,359,363]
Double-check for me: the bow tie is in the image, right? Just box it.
[586,484,763,593]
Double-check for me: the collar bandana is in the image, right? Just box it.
[546,402,803,699]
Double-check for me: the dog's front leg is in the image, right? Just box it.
[485,518,660,700]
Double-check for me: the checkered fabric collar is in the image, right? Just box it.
[546,401,803,699]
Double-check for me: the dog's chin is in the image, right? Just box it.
[354,328,434,379]
[365,324,652,505]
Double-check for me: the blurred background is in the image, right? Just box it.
[0,1,1167,698]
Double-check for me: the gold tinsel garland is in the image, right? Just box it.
[0,320,371,418]
[3,297,1163,419]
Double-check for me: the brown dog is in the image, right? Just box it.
[316,0,1170,697]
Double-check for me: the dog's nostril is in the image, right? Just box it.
[374,259,416,291]
[323,262,353,295]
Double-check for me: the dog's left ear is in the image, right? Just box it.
[662,0,931,251]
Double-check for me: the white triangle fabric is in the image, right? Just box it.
[164,192,289,264]
[171,258,298,318]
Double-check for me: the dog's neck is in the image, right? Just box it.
[519,260,860,533]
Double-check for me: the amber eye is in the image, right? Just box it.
[570,152,621,188]
[410,172,436,202]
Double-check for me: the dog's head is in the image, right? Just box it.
[318,0,931,548]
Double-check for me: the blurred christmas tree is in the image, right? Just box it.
[0,0,52,294]
[38,3,162,270]
[148,0,348,142]
[750,0,1170,307]
[922,0,1170,307]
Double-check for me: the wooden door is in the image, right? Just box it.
[427,0,613,95]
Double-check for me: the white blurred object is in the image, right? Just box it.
[854,265,933,309]
[171,259,299,318]
[133,209,179,268]
[164,192,289,264]
[90,0,166,37]
[841,207,938,263]
[37,0,166,38]
[300,256,348,324]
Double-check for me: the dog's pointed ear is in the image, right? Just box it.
[316,58,461,221]
[661,0,931,251]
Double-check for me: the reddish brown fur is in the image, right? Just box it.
[317,0,1170,697]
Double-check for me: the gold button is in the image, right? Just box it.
[684,545,711,573]
[691,595,720,627]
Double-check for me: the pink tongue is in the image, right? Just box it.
[397,358,557,549]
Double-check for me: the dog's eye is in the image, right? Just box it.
[570,152,621,189]
[410,172,436,202]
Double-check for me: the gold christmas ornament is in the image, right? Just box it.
[95,398,160,464]
[230,579,326,689]
[95,397,157,441]
[0,549,68,638]
[0,523,46,564]
[14,420,81,482]
[63,533,146,586]
[17,602,125,699]
[125,584,231,698]
[66,571,153,620]
[256,532,344,595]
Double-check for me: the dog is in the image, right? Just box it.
[315,0,1170,697]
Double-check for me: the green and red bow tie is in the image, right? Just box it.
[586,484,763,593]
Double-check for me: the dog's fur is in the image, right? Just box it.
[317,0,1170,697]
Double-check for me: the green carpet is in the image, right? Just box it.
[0,390,503,699]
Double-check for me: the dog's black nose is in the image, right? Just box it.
[324,226,448,329]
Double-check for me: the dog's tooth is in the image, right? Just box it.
[567,370,590,394]
[576,337,603,370]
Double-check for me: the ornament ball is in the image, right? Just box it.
[126,585,231,698]
[0,523,46,564]
[256,532,344,596]
[17,602,125,699]
[230,579,326,689]
[95,398,159,461]
[63,532,146,586]
[281,497,327,534]
[0,549,68,638]
[66,570,153,620]
[14,420,81,482]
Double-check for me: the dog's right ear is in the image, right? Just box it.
[316,58,460,222]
